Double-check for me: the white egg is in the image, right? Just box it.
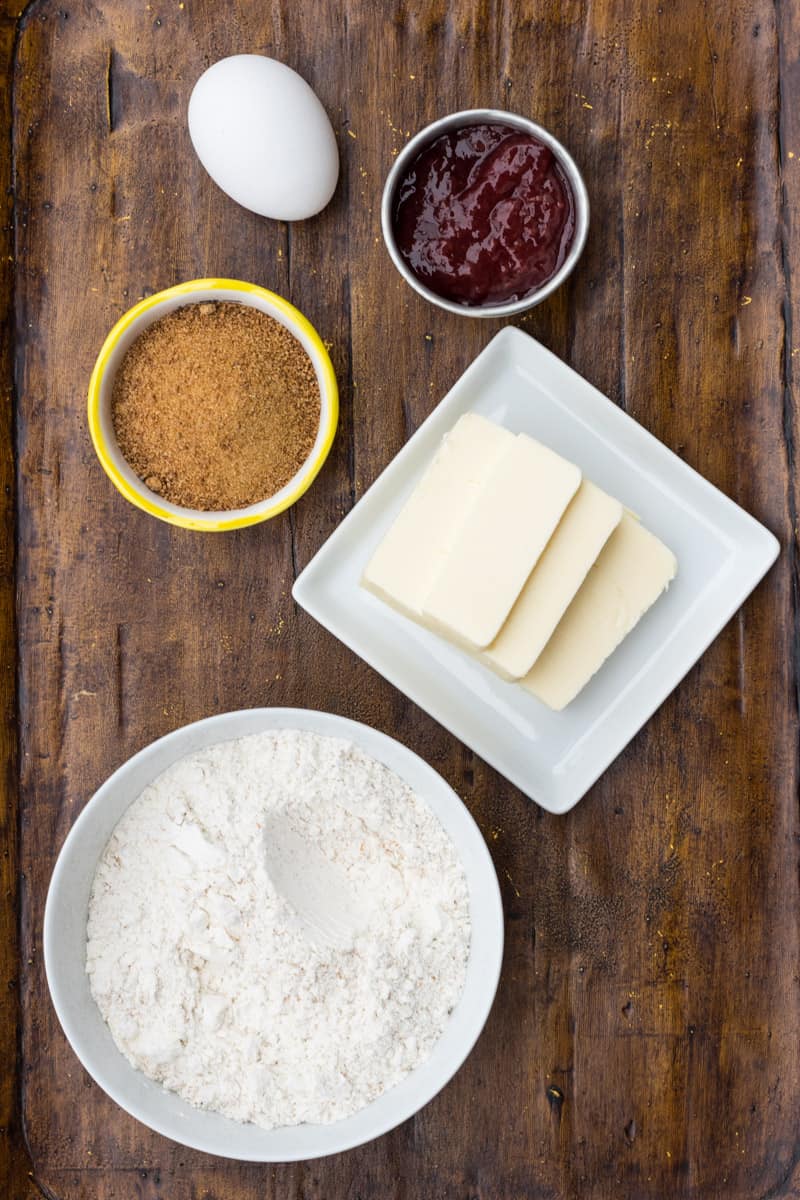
[188,54,339,222]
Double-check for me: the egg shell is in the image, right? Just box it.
[188,55,340,222]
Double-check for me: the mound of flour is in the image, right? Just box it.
[86,730,471,1129]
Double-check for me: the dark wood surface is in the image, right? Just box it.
[3,1,800,1197]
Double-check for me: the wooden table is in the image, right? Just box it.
[2,1,798,1197]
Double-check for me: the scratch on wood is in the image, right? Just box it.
[27,1171,60,1200]
[498,0,512,88]
[344,273,356,512]
[27,1171,61,1200]
[105,47,116,135]
[617,91,628,415]
[736,609,746,715]
[56,614,68,748]
[114,622,127,730]
[776,24,800,722]
[285,220,292,296]
[288,503,298,582]
[400,387,415,441]
[703,8,722,131]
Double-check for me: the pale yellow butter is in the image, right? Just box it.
[360,413,514,620]
[482,480,623,680]
[420,433,582,650]
[521,513,677,710]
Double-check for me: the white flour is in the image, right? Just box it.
[85,730,470,1129]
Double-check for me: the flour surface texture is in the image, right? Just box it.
[86,730,471,1129]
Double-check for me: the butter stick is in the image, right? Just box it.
[360,413,514,620]
[482,480,623,680]
[521,513,677,710]
[420,433,582,650]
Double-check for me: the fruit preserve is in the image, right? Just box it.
[392,122,576,306]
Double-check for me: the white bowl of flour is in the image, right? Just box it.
[44,708,504,1161]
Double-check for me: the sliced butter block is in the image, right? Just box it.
[420,433,582,650]
[521,513,677,710]
[360,413,514,620]
[482,481,624,680]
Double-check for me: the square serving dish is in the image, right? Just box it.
[293,327,779,814]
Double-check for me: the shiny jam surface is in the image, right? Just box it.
[393,122,576,306]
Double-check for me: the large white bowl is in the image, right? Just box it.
[44,708,504,1161]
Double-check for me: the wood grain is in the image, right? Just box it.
[2,1,36,1197]
[4,0,800,1197]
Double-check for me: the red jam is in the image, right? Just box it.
[392,122,576,307]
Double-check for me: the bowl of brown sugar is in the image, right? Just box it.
[88,279,338,531]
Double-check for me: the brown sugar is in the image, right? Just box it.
[111,301,322,511]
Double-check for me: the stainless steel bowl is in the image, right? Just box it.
[381,108,590,319]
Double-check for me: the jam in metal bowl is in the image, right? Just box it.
[382,110,589,317]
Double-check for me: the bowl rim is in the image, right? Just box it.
[87,279,339,531]
[381,108,590,318]
[43,707,505,1161]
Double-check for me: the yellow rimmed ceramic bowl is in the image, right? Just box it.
[88,279,338,531]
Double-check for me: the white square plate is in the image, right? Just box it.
[293,327,779,814]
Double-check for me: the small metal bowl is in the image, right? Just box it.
[381,108,590,319]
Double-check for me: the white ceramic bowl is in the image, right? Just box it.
[44,708,504,1161]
